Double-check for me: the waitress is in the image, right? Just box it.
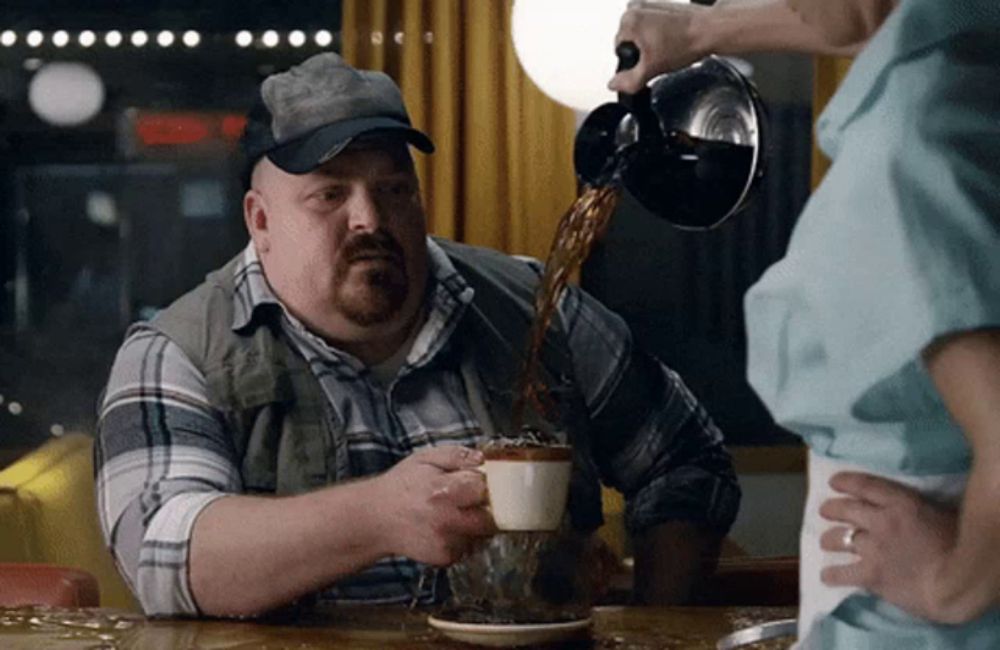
[611,0,1000,647]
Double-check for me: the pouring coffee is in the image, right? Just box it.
[574,42,767,230]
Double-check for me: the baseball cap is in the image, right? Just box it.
[239,53,434,178]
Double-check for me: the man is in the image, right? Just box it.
[95,53,739,618]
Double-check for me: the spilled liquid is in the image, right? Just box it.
[0,607,138,649]
[0,604,794,649]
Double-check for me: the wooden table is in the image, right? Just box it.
[0,604,796,649]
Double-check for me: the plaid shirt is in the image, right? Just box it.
[95,239,739,616]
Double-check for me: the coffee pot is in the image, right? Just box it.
[574,42,767,230]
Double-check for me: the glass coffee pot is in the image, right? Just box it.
[574,42,767,230]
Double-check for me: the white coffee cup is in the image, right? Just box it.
[480,445,572,531]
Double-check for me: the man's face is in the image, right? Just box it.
[787,0,897,46]
[246,144,429,342]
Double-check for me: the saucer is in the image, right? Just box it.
[427,614,592,647]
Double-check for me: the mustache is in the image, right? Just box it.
[342,231,405,265]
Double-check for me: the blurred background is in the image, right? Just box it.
[1,0,838,560]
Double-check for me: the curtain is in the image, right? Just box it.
[811,55,854,189]
[341,0,578,260]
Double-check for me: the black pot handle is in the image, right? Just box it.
[616,41,641,73]
[614,41,657,141]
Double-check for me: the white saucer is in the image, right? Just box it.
[427,614,592,647]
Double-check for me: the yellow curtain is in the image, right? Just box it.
[341,0,578,260]
[811,55,854,189]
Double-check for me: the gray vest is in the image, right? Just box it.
[151,239,662,530]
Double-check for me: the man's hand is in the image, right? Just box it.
[632,521,723,604]
[608,5,709,95]
[819,471,959,622]
[374,446,496,566]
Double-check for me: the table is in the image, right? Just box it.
[0,604,796,649]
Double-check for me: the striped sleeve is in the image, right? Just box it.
[95,325,242,616]
[560,285,741,534]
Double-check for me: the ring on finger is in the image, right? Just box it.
[842,526,859,552]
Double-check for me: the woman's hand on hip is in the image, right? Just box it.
[818,471,959,622]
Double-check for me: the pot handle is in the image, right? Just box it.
[614,42,658,139]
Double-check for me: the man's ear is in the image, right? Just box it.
[243,189,271,254]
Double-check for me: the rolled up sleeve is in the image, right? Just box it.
[95,327,241,616]
[560,286,740,535]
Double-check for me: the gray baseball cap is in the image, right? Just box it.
[240,53,434,177]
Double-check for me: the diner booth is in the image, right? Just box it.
[1,0,853,646]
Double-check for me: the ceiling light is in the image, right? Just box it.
[235,30,253,47]
[79,30,96,47]
[157,30,174,47]
[28,61,106,126]
[182,30,200,47]
[0,30,16,47]
[262,30,279,48]
[511,0,629,111]
[27,30,43,48]
[52,30,69,47]
[288,30,306,47]
[105,30,123,47]
[131,30,148,47]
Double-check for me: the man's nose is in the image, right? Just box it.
[346,188,383,233]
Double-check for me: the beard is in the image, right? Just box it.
[332,231,409,326]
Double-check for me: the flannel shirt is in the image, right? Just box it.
[95,238,739,615]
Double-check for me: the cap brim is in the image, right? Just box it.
[266,116,435,174]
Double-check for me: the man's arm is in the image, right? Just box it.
[632,522,723,604]
[620,385,736,604]
[609,0,862,94]
[189,445,490,616]
[97,329,492,617]
[559,287,739,604]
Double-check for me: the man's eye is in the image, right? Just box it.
[314,188,347,203]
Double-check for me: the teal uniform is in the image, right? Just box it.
[744,0,1000,646]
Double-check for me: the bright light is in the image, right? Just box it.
[511,0,629,111]
[262,30,279,48]
[314,30,332,47]
[8,401,23,415]
[27,30,44,48]
[288,30,306,47]
[182,30,200,47]
[50,424,66,436]
[0,30,15,47]
[105,30,123,47]
[235,30,253,47]
[28,61,105,126]
[131,30,148,47]
[52,30,70,47]
[157,30,174,47]
[79,30,96,47]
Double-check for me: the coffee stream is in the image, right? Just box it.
[510,130,753,432]
[511,184,620,431]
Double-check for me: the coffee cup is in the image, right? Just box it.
[480,444,572,531]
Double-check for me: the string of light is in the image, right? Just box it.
[0,29,343,49]
[0,393,65,437]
